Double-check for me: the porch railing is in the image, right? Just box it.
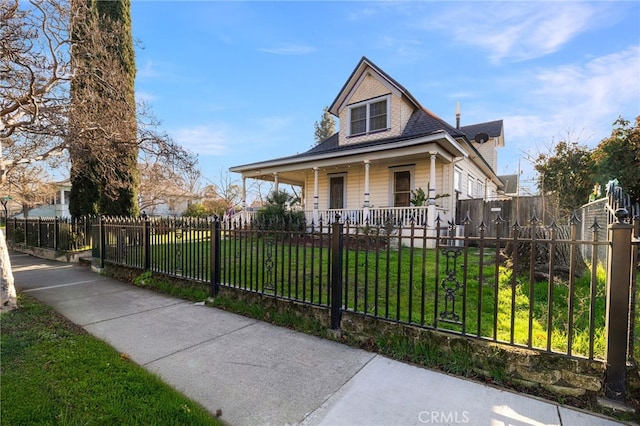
[234,206,448,227]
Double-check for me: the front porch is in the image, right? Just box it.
[233,205,452,229]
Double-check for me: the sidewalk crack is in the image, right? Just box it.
[142,320,259,366]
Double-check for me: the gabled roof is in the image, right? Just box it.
[328,56,422,116]
[230,56,505,190]
[459,120,504,142]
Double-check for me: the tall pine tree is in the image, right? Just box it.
[313,106,336,144]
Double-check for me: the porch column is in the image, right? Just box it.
[241,176,247,222]
[428,153,437,228]
[363,160,371,223]
[273,172,279,192]
[313,167,319,224]
[59,187,65,216]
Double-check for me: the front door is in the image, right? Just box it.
[329,176,344,209]
[394,170,411,207]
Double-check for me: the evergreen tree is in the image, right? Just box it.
[96,0,139,216]
[69,0,139,217]
[313,106,336,144]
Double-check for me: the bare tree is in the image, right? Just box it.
[0,0,70,310]
[5,165,57,217]
[1,0,197,212]
[1,0,70,181]
[202,170,242,217]
[139,158,201,216]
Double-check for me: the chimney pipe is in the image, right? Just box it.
[455,101,460,129]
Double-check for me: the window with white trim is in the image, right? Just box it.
[467,175,474,197]
[348,96,390,136]
[454,167,462,192]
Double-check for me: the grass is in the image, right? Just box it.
[0,294,224,426]
[108,228,612,359]
[217,236,608,358]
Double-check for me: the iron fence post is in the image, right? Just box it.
[99,216,106,268]
[54,217,59,251]
[37,217,42,248]
[603,209,633,403]
[143,218,151,271]
[331,221,344,330]
[211,219,221,297]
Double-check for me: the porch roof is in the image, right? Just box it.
[230,108,468,174]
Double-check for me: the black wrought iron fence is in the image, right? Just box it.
[220,217,335,307]
[90,209,636,402]
[99,216,213,282]
[94,213,620,357]
[5,216,94,252]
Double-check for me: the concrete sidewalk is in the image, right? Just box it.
[10,252,624,426]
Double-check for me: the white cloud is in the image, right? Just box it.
[375,36,423,58]
[172,114,295,160]
[173,125,229,156]
[494,45,640,176]
[422,3,598,63]
[258,44,315,55]
[533,45,640,121]
[495,45,640,159]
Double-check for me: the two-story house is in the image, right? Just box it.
[230,57,504,232]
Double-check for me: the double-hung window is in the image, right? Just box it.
[348,96,389,136]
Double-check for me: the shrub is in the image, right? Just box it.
[254,190,305,232]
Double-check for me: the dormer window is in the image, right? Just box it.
[348,95,390,136]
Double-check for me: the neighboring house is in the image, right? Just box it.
[230,57,505,232]
[13,180,71,218]
[498,174,520,197]
[139,190,202,217]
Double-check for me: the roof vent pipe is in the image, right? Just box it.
[455,101,461,129]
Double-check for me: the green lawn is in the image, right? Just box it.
[1,294,224,426]
[118,230,608,359]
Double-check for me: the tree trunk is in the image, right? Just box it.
[0,229,17,311]
[504,225,587,280]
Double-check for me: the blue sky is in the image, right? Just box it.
[131,1,640,193]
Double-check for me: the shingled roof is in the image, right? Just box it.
[303,108,465,158]
[459,120,503,141]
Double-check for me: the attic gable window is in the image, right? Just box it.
[348,96,390,136]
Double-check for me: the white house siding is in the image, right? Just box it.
[452,157,498,202]
[303,157,449,212]
[475,139,499,172]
